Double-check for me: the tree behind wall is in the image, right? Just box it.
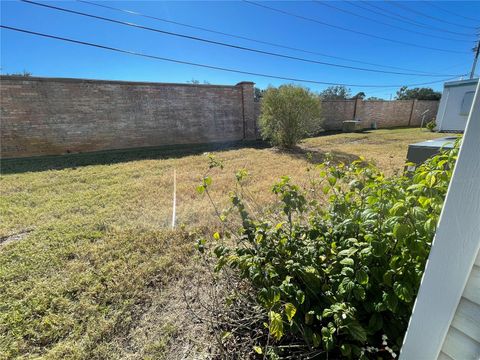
[395,86,441,100]
[319,85,351,100]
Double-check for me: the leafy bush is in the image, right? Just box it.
[199,143,459,358]
[259,85,322,148]
[426,119,436,132]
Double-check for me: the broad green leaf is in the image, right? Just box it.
[346,321,367,342]
[284,303,297,322]
[383,292,398,312]
[203,176,212,186]
[390,202,406,216]
[340,257,354,266]
[269,311,284,340]
[372,240,387,257]
[338,248,357,257]
[339,277,355,294]
[356,269,369,285]
[321,326,330,337]
[322,308,333,318]
[341,267,354,277]
[353,285,366,300]
[394,282,414,302]
[393,223,410,241]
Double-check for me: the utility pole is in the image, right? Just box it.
[470,38,480,79]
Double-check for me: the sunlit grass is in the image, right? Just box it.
[0,128,449,358]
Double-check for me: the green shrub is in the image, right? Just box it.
[426,119,436,132]
[259,85,322,148]
[199,142,459,358]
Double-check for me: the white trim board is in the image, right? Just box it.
[400,82,480,359]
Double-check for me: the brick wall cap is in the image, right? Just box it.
[0,75,243,89]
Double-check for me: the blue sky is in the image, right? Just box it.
[1,0,479,99]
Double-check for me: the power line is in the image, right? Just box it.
[354,1,475,38]
[312,1,472,43]
[77,0,446,75]
[242,1,470,53]
[365,63,469,96]
[20,0,464,77]
[428,2,480,24]
[388,1,478,31]
[0,25,462,88]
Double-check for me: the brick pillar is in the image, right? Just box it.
[237,81,256,140]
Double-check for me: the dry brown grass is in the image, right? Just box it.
[0,127,452,359]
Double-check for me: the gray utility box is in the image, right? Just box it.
[406,136,457,167]
[342,120,363,132]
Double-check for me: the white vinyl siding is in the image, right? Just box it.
[460,91,475,116]
[400,81,480,359]
[438,351,454,360]
[442,327,480,360]
[439,252,480,360]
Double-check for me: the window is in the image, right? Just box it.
[459,91,474,116]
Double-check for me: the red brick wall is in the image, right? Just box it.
[318,99,439,131]
[357,100,414,128]
[254,98,438,132]
[320,100,356,130]
[0,76,256,158]
[409,100,439,126]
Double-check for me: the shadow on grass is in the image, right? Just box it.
[1,140,270,174]
[279,145,359,165]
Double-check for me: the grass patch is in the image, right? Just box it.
[0,226,194,359]
[0,128,452,358]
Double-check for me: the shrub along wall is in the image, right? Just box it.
[0,76,257,159]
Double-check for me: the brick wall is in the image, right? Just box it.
[253,98,438,132]
[0,76,256,158]
[320,99,439,131]
[409,100,439,126]
[320,100,356,131]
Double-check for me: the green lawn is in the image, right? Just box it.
[0,128,453,359]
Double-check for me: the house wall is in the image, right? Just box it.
[437,81,478,132]
[400,81,480,360]
[0,76,256,158]
[439,251,480,360]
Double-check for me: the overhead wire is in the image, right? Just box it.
[428,2,480,24]
[19,0,465,77]
[353,1,475,38]
[312,1,472,43]
[388,1,478,30]
[77,0,450,74]
[0,25,463,88]
[364,62,470,97]
[242,0,471,53]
